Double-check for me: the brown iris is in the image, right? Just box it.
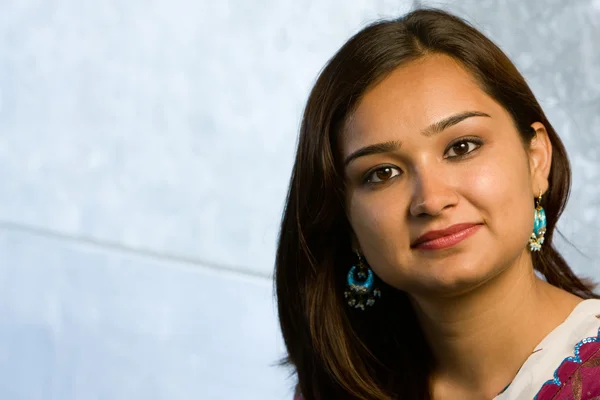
[450,141,470,156]
[375,167,394,181]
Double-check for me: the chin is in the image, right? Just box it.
[426,275,494,298]
[409,258,503,298]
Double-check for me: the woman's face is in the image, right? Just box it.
[341,54,551,298]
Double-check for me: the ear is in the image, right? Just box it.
[528,122,552,195]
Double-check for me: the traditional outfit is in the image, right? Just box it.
[294,299,600,399]
[497,298,600,400]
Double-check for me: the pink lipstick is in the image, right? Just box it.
[412,223,481,250]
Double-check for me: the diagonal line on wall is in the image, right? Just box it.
[0,219,272,281]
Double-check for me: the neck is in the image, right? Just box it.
[411,251,583,398]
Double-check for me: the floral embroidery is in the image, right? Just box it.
[535,327,600,400]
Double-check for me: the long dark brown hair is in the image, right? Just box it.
[274,8,597,399]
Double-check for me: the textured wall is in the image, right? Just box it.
[0,0,598,399]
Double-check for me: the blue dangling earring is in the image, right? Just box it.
[344,250,381,310]
[529,190,547,252]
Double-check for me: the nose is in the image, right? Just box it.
[409,167,458,217]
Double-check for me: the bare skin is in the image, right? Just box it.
[341,54,582,398]
[418,257,581,399]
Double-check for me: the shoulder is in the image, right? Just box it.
[500,299,600,400]
[534,299,600,399]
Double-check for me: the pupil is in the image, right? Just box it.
[376,168,392,180]
[454,142,468,155]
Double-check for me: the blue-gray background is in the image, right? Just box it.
[0,0,598,399]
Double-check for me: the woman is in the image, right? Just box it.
[275,8,600,400]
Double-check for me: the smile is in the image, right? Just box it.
[412,223,482,251]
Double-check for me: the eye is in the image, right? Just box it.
[445,138,482,158]
[364,166,402,184]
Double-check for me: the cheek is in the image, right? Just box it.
[348,193,409,251]
[349,203,409,285]
[465,158,533,240]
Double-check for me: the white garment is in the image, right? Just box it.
[495,299,600,400]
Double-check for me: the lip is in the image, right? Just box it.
[411,223,482,250]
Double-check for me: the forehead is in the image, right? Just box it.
[342,54,502,150]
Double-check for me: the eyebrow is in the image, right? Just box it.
[343,110,491,167]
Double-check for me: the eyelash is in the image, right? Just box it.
[362,137,483,185]
[444,137,483,159]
